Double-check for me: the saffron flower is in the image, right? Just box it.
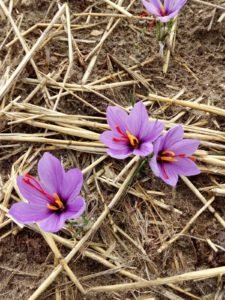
[9,153,86,232]
[149,125,200,186]
[100,101,164,159]
[142,0,187,23]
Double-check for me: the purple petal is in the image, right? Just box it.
[9,202,50,224]
[133,142,153,157]
[66,196,86,219]
[166,0,187,12]
[141,119,164,142]
[157,0,188,22]
[170,158,200,176]
[171,139,200,156]
[142,0,161,16]
[152,135,164,154]
[150,157,178,186]
[100,130,128,150]
[107,148,132,159]
[176,0,188,10]
[60,168,83,201]
[17,176,48,206]
[157,9,180,22]
[149,155,161,177]
[164,0,172,11]
[163,125,184,150]
[161,163,179,186]
[38,152,65,195]
[151,0,163,9]
[106,106,128,135]
[127,102,149,137]
[38,213,66,233]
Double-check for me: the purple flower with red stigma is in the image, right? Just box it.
[9,153,86,233]
[149,125,200,186]
[142,0,187,23]
[100,101,164,159]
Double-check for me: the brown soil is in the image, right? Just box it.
[1,0,225,299]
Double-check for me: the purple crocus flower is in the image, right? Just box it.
[9,153,86,232]
[100,101,164,159]
[149,125,200,186]
[142,0,187,23]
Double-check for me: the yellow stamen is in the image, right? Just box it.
[53,193,64,209]
[159,150,177,162]
[160,3,165,14]
[47,204,59,211]
[162,150,175,156]
[47,193,65,211]
[126,131,139,147]
[160,156,177,162]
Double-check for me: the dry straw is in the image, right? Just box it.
[1,0,225,299]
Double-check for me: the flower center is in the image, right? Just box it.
[23,174,65,211]
[113,126,139,148]
[160,3,166,16]
[158,150,177,162]
[47,193,65,211]
[157,151,196,179]
[126,131,139,148]
[158,151,196,163]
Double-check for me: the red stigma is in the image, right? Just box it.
[23,174,54,203]
[114,126,129,142]
[113,137,127,143]
[139,11,156,31]
[140,11,149,18]
[113,126,139,148]
[177,154,196,161]
[115,126,126,136]
[113,126,128,143]
[148,19,155,30]
[188,156,196,161]
[160,11,166,16]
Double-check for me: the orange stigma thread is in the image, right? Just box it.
[160,4,166,16]
[126,131,139,148]
[159,150,177,162]
[189,156,196,161]
[47,193,65,211]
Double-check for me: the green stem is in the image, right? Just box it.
[129,157,148,184]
